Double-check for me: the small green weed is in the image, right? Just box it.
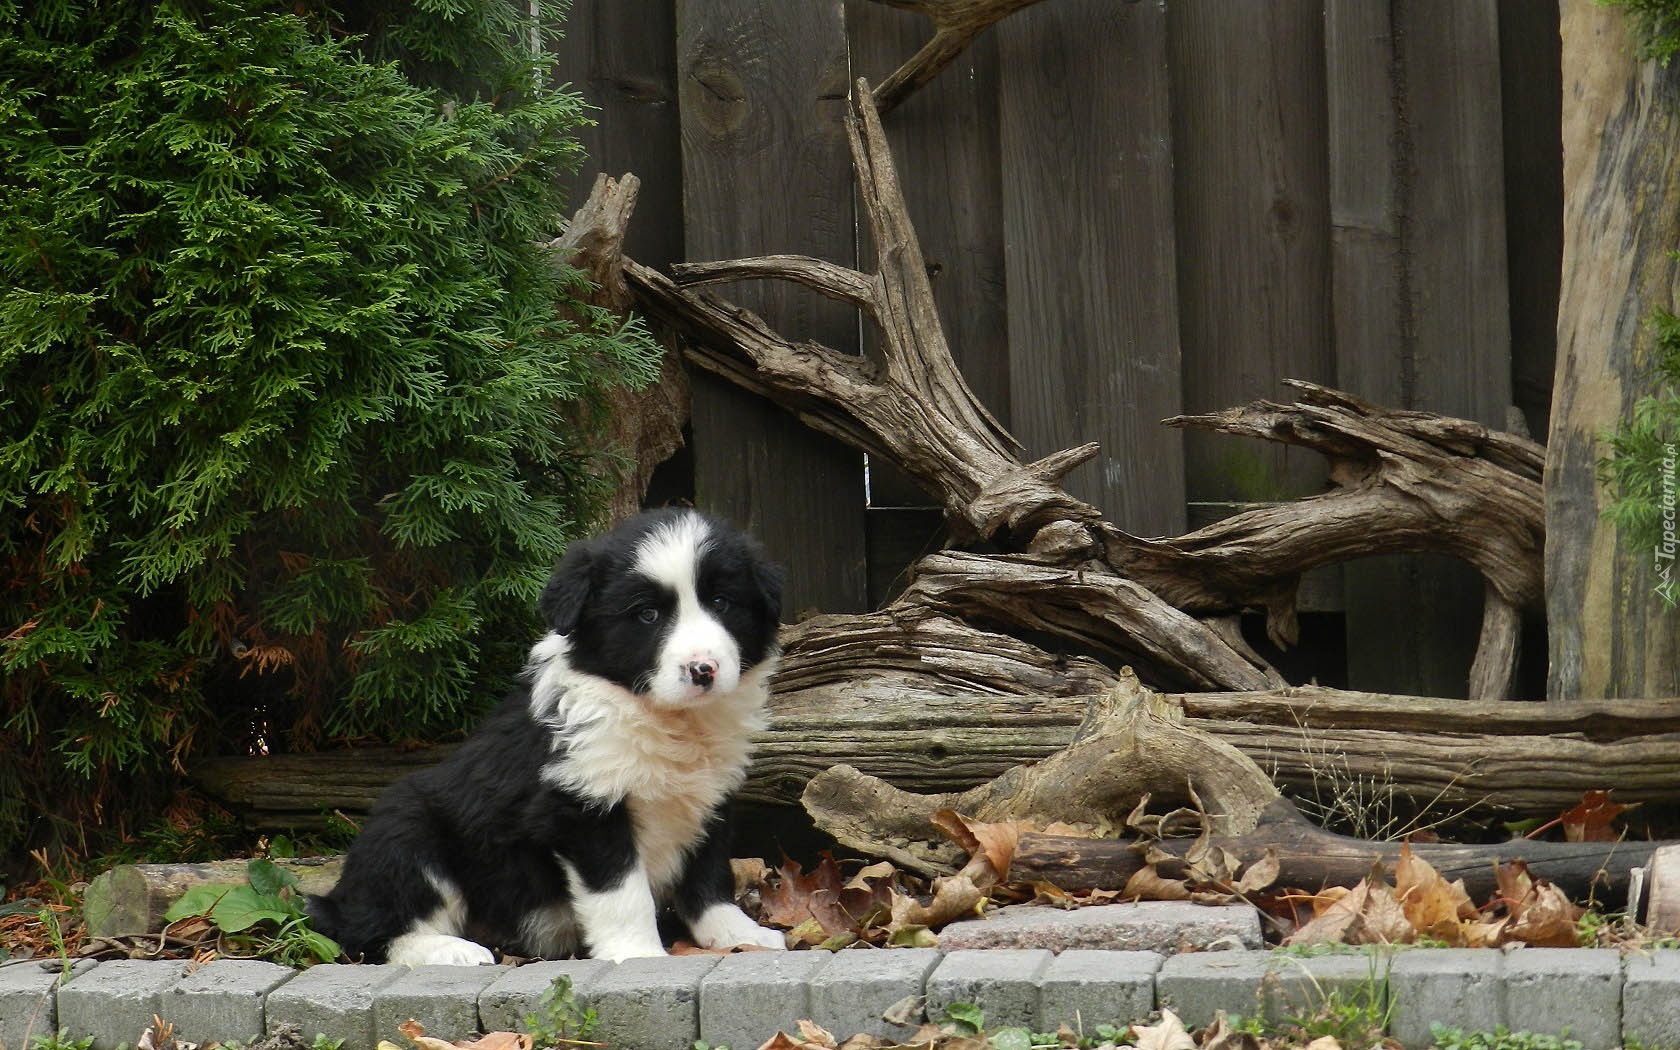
[1429,1024,1583,1050]
[522,975,599,1049]
[162,858,338,966]
[28,1031,95,1050]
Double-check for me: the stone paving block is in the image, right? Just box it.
[698,950,831,1049]
[589,954,719,1050]
[925,950,1055,1029]
[1156,951,1274,1029]
[57,959,191,1050]
[1623,950,1680,1050]
[1259,952,1393,1031]
[1502,948,1620,1050]
[940,904,1263,954]
[0,960,94,1050]
[265,964,405,1050]
[1035,950,1162,1034]
[1387,948,1503,1049]
[374,966,504,1043]
[164,960,295,1044]
[806,948,941,1042]
[478,960,614,1034]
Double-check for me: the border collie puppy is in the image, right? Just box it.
[307,508,787,964]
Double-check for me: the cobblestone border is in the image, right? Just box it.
[0,947,1665,1050]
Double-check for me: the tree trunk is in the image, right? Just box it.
[1547,0,1680,698]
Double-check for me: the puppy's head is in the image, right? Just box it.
[539,508,783,705]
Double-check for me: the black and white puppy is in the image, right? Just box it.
[307,508,787,964]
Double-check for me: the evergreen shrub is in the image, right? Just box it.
[0,0,661,863]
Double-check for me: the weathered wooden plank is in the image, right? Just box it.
[847,0,1010,511]
[1327,0,1512,698]
[1167,0,1332,506]
[1497,0,1563,440]
[676,1,869,615]
[996,0,1186,537]
[549,0,684,269]
[1547,0,1680,699]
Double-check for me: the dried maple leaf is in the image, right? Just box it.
[889,872,985,933]
[1559,790,1635,843]
[754,1034,804,1050]
[1284,877,1417,947]
[1393,842,1477,944]
[1132,1009,1197,1050]
[1503,881,1584,947]
[931,809,1033,886]
[760,855,894,938]
[1199,1012,1262,1050]
[1122,864,1192,902]
[395,1020,456,1050]
[795,1019,839,1048]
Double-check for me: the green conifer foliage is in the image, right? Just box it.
[0,0,661,860]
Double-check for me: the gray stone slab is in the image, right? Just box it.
[1156,950,1274,1029]
[56,959,191,1050]
[1622,950,1680,1050]
[940,903,1263,954]
[1035,950,1162,1034]
[0,960,93,1050]
[806,948,941,1042]
[374,965,503,1043]
[1501,948,1620,1050]
[1157,950,1393,1031]
[265,964,405,1050]
[1387,948,1503,1048]
[588,954,719,1050]
[478,960,614,1034]
[925,950,1054,1030]
[698,950,831,1049]
[164,960,295,1044]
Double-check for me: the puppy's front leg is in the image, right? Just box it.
[676,811,786,951]
[561,858,668,962]
[543,794,666,961]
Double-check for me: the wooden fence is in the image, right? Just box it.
[547,0,1563,699]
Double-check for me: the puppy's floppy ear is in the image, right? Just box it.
[753,556,786,625]
[539,541,596,635]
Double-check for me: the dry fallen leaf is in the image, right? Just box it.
[396,1020,457,1050]
[753,1034,804,1050]
[1284,877,1417,948]
[795,1019,840,1049]
[1123,865,1193,902]
[1393,842,1478,945]
[1131,1008,1197,1050]
[1559,790,1634,843]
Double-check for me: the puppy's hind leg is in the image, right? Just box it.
[385,868,496,967]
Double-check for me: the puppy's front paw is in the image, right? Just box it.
[690,902,788,952]
[591,937,669,963]
[386,932,496,967]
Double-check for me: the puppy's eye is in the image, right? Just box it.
[709,595,730,613]
[637,607,660,625]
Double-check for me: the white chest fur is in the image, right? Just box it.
[528,633,773,894]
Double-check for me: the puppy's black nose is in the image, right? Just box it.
[687,660,717,689]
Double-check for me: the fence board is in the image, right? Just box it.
[1328,0,1514,698]
[549,0,684,269]
[676,0,869,616]
[1168,1,1332,506]
[1498,0,1564,440]
[997,0,1185,537]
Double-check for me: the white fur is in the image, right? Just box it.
[387,870,496,966]
[633,514,743,703]
[564,859,667,961]
[689,901,787,951]
[530,634,775,893]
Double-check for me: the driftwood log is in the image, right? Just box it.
[190,682,1680,830]
[611,78,1545,703]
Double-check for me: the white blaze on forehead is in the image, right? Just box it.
[632,513,714,592]
[632,513,742,704]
